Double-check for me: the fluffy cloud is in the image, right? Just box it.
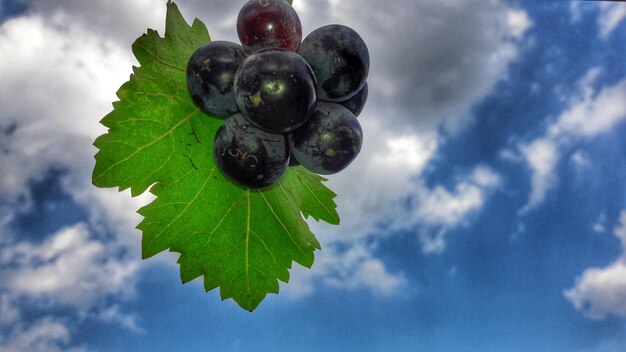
[0,223,139,309]
[318,0,528,134]
[176,0,527,289]
[282,242,406,299]
[299,0,525,255]
[519,68,626,211]
[565,211,626,320]
[0,223,141,350]
[0,318,88,352]
[0,15,150,348]
[406,166,501,253]
[0,0,528,337]
[179,0,531,134]
[519,139,559,211]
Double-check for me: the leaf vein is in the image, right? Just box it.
[258,192,306,258]
[136,43,186,72]
[95,112,192,181]
[294,168,335,217]
[145,169,212,249]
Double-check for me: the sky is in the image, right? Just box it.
[0,0,626,351]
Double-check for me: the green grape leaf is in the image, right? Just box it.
[92,1,339,311]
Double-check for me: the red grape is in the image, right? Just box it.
[237,0,302,53]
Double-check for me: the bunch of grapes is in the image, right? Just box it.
[186,0,369,189]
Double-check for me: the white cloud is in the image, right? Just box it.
[314,0,530,134]
[507,8,533,39]
[297,0,525,260]
[599,2,626,39]
[565,260,626,320]
[93,305,145,334]
[408,166,501,253]
[0,2,180,350]
[570,1,626,39]
[0,223,139,310]
[415,176,492,229]
[519,139,559,211]
[565,211,626,320]
[0,318,88,352]
[0,223,142,350]
[548,79,626,139]
[282,242,406,299]
[0,0,525,314]
[519,69,626,211]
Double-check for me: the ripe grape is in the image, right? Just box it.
[288,103,362,175]
[297,24,369,102]
[338,82,368,117]
[186,41,246,118]
[213,113,288,189]
[237,0,302,53]
[234,49,317,133]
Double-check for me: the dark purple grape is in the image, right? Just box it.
[187,41,246,118]
[213,113,288,189]
[234,49,317,133]
[297,24,369,102]
[237,0,302,53]
[288,103,362,175]
[338,82,368,117]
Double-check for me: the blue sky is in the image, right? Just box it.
[1,1,626,351]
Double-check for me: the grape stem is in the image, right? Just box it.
[287,0,293,5]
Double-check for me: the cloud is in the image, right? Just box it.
[507,8,533,40]
[179,0,532,133]
[0,294,20,326]
[0,318,88,352]
[565,211,626,320]
[290,167,499,298]
[0,223,139,310]
[549,73,626,139]
[519,139,559,211]
[28,0,165,44]
[282,242,406,299]
[317,0,529,134]
[570,1,626,39]
[598,2,626,39]
[518,68,626,211]
[0,223,142,350]
[0,0,526,316]
[407,166,501,253]
[93,305,145,334]
[296,0,525,257]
